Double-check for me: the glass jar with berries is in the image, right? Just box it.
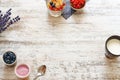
[46,0,66,17]
[70,0,86,10]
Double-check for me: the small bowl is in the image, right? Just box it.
[105,35,120,59]
[70,0,86,11]
[15,64,31,79]
[2,51,17,66]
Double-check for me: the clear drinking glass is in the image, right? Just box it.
[46,0,65,17]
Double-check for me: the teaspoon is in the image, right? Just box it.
[33,65,46,80]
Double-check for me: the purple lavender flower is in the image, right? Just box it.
[0,8,20,33]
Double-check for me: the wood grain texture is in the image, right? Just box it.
[0,0,120,80]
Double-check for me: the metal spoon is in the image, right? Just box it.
[33,65,46,80]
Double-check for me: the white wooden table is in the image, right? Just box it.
[0,0,120,80]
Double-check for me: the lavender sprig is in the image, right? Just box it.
[0,8,20,33]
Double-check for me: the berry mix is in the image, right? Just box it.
[3,51,16,64]
[47,0,65,11]
[70,0,86,9]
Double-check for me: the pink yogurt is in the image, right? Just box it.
[15,64,30,78]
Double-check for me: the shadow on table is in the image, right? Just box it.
[2,65,16,79]
[46,14,65,27]
[17,77,30,80]
[71,9,86,24]
[104,57,120,79]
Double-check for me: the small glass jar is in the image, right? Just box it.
[46,0,66,17]
[48,9,62,17]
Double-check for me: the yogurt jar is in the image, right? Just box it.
[46,0,66,17]
[15,64,31,79]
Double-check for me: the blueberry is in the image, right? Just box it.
[3,54,7,59]
[11,60,14,63]
[9,52,14,57]
[12,57,16,61]
[6,59,10,64]
[50,2,55,7]
[6,52,10,56]
[12,55,16,59]
[52,4,55,7]
[6,56,10,59]
[3,58,7,62]
[50,2,53,5]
